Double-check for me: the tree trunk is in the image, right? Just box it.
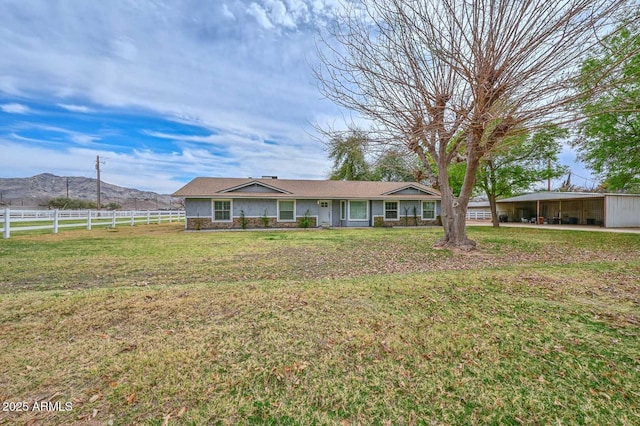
[433,136,488,251]
[436,188,476,251]
[434,152,480,251]
[485,162,501,228]
[489,193,500,228]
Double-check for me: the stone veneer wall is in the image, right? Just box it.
[187,216,317,230]
[374,216,440,227]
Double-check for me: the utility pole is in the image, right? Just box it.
[96,155,102,210]
[66,177,69,198]
[547,159,551,192]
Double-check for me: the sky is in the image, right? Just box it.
[0,0,597,195]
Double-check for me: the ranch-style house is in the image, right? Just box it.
[173,176,442,230]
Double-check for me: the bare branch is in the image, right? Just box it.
[315,0,634,249]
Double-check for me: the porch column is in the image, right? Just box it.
[559,200,562,223]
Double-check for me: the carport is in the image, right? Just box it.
[496,192,640,228]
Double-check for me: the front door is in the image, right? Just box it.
[318,200,332,226]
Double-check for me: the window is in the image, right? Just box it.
[349,200,368,220]
[422,201,435,220]
[320,201,329,208]
[340,201,346,220]
[384,201,398,220]
[213,200,231,221]
[278,200,295,221]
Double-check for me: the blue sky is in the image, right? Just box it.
[0,0,347,193]
[0,0,596,194]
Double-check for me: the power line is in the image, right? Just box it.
[571,172,599,183]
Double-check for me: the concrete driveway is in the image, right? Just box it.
[466,220,640,234]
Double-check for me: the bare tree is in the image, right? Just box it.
[316,0,634,250]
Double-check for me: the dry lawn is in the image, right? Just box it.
[0,224,638,425]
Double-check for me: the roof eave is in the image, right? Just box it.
[178,194,441,200]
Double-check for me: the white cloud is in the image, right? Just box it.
[1,103,31,114]
[270,1,296,29]
[0,135,331,194]
[283,0,310,24]
[222,4,235,20]
[242,0,340,31]
[8,123,102,147]
[110,38,139,62]
[0,1,339,131]
[247,2,275,29]
[0,0,344,192]
[0,0,599,195]
[58,104,93,113]
[69,133,100,145]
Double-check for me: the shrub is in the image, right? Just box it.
[105,202,121,210]
[47,197,97,210]
[240,210,247,229]
[299,209,313,228]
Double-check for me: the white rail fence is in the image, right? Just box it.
[1,209,185,239]
[466,211,493,220]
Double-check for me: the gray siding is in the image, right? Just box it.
[331,202,341,227]
[399,201,420,218]
[185,198,212,218]
[393,188,429,195]
[295,200,319,217]
[232,199,277,217]
[606,195,640,227]
[229,199,321,218]
[231,184,283,193]
[372,200,384,216]
[185,198,322,219]
[374,200,441,219]
[185,197,442,226]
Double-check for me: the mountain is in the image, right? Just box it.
[0,173,182,210]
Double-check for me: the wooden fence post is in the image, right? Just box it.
[3,208,9,239]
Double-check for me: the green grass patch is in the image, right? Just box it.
[0,224,639,424]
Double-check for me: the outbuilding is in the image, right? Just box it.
[496,192,640,228]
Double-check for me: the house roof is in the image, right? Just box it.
[497,192,605,203]
[468,201,491,208]
[173,177,441,200]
